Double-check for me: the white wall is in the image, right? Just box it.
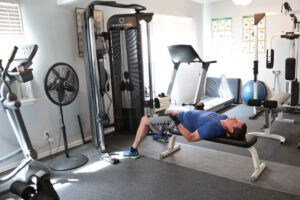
[0,0,203,172]
[203,0,300,99]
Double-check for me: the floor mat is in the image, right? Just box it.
[139,136,300,196]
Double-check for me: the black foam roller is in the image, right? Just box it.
[266,49,274,69]
[247,99,261,106]
[263,100,278,108]
[10,181,35,199]
[291,80,299,106]
[285,58,296,80]
[154,98,160,108]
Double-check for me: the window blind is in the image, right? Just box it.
[0,1,33,101]
[0,1,23,59]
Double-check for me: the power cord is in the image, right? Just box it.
[47,137,53,159]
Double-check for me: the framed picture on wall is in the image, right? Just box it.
[75,8,104,57]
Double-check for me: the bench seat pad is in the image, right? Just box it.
[207,134,257,148]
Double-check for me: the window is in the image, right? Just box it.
[0,0,34,102]
[149,14,196,103]
[0,0,23,58]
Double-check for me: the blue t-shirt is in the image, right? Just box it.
[177,110,227,140]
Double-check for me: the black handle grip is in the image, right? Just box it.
[7,46,18,64]
[182,103,196,106]
[204,60,217,64]
[0,59,3,71]
[3,46,18,78]
[27,45,38,62]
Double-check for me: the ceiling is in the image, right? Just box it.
[189,0,225,3]
[57,0,225,6]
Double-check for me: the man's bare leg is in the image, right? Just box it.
[132,116,149,149]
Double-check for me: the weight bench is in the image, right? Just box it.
[248,93,294,143]
[160,133,266,181]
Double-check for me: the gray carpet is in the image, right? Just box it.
[52,149,300,200]
[2,142,299,200]
[1,104,300,199]
[137,136,300,196]
[173,104,300,167]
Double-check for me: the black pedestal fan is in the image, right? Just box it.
[44,62,88,171]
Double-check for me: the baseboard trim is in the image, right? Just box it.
[0,126,115,173]
[0,136,92,173]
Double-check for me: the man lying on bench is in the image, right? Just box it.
[123,102,247,159]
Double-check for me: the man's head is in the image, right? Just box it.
[222,118,247,140]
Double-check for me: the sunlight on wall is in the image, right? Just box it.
[150,14,197,103]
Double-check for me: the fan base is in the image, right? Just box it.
[48,154,88,171]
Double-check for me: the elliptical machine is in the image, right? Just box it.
[0,45,59,199]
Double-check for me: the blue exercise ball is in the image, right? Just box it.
[241,80,267,104]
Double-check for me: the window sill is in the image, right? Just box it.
[20,98,37,105]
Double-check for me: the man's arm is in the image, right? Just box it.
[169,112,201,142]
[177,124,201,142]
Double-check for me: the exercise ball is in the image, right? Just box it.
[241,80,267,104]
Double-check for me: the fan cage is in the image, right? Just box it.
[44,62,79,106]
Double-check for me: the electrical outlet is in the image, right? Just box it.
[44,131,54,142]
[44,131,50,140]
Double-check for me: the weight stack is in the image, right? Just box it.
[285,58,296,80]
[291,79,299,106]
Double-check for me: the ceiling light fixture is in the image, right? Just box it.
[232,0,252,6]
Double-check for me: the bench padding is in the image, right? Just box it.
[170,130,257,148]
[207,134,257,148]
[270,93,290,108]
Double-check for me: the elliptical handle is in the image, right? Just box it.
[206,60,217,64]
[27,45,38,63]
[0,59,3,72]
[3,46,18,78]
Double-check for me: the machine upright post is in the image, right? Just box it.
[146,22,154,115]
[88,16,106,152]
[249,13,265,120]
[59,105,70,158]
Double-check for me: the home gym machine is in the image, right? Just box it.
[265,2,300,147]
[81,1,154,163]
[0,45,59,199]
[166,45,237,112]
[267,2,300,106]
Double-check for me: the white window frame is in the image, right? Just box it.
[0,0,35,103]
